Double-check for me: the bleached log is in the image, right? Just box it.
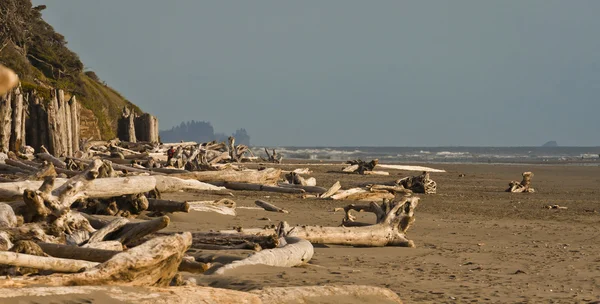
[255,200,289,213]
[38,242,207,273]
[154,175,225,193]
[253,285,403,304]
[277,183,327,194]
[363,170,389,176]
[213,237,313,275]
[320,181,341,199]
[81,241,124,251]
[147,199,190,213]
[3,232,190,287]
[173,168,281,186]
[0,286,261,304]
[222,182,305,194]
[188,199,236,216]
[289,197,420,247]
[0,175,157,201]
[330,188,395,201]
[0,251,98,273]
[0,202,17,228]
[342,164,359,172]
[222,197,420,247]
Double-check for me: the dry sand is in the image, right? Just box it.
[168,162,600,303]
[6,162,600,303]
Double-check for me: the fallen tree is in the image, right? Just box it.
[219,197,420,247]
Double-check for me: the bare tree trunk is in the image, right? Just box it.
[9,86,24,151]
[0,90,12,152]
[70,97,80,153]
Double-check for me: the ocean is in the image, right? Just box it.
[253,146,600,165]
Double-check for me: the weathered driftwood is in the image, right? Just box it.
[0,232,191,287]
[289,197,420,247]
[148,198,190,213]
[173,168,281,186]
[506,171,535,193]
[253,285,403,304]
[0,286,262,304]
[37,242,207,273]
[213,236,313,275]
[0,285,403,304]
[221,197,420,247]
[0,250,98,273]
[343,159,379,174]
[0,203,17,228]
[255,200,289,213]
[0,175,157,201]
[329,188,395,201]
[398,171,437,194]
[222,182,305,194]
[81,241,124,251]
[284,171,316,186]
[262,148,283,164]
[187,199,237,216]
[277,183,327,194]
[153,175,225,193]
[320,181,341,199]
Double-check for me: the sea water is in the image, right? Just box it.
[253,146,600,165]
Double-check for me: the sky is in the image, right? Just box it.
[33,0,600,146]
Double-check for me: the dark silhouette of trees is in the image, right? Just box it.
[159,120,250,145]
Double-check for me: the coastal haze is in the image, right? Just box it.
[33,0,600,147]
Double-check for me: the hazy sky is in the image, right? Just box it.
[33,0,600,146]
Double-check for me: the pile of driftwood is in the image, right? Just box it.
[506,171,535,193]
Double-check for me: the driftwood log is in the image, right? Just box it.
[255,200,289,213]
[506,171,535,193]
[173,168,281,186]
[0,285,404,304]
[187,199,237,216]
[0,232,191,287]
[220,197,420,247]
[398,171,437,194]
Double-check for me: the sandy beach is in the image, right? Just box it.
[3,161,599,304]
[130,161,599,304]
